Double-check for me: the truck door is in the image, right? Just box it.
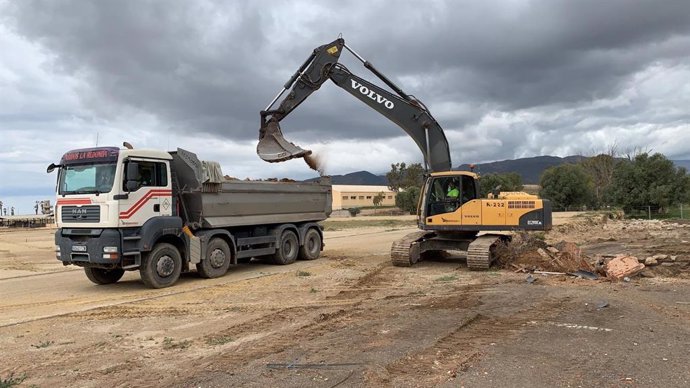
[118,159,172,227]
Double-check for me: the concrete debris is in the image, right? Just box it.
[605,255,645,280]
[537,248,551,259]
[644,257,659,266]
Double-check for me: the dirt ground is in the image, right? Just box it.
[1,213,689,387]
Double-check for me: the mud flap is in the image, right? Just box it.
[189,235,201,264]
[257,121,311,162]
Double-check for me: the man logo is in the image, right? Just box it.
[71,208,87,219]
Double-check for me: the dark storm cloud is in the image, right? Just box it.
[4,0,690,156]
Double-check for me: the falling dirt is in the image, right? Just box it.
[304,152,325,176]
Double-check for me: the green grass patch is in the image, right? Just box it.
[296,270,312,277]
[435,275,458,282]
[162,337,191,350]
[0,373,26,388]
[31,340,54,349]
[206,335,234,346]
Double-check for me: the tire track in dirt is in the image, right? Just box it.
[181,261,405,386]
[377,297,571,387]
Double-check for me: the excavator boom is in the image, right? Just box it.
[258,37,451,172]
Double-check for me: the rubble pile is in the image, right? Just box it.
[494,228,688,280]
[494,233,593,273]
[598,253,688,279]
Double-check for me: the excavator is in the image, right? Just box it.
[257,37,552,269]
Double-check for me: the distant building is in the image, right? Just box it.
[332,185,396,210]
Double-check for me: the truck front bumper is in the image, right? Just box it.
[55,228,122,267]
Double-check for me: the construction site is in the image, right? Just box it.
[2,6,690,386]
[1,211,689,387]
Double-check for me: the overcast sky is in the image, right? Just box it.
[2,0,690,213]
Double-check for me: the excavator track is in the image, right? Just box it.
[391,231,434,267]
[466,235,502,270]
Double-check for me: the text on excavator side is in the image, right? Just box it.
[350,80,395,109]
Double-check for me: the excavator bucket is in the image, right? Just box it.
[257,121,312,162]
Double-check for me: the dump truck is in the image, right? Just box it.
[47,145,331,288]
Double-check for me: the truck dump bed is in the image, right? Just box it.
[171,149,332,229]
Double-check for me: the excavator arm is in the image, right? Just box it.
[258,37,452,173]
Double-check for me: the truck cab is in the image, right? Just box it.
[51,147,178,285]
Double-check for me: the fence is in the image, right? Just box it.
[626,204,690,220]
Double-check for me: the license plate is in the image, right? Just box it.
[72,245,87,252]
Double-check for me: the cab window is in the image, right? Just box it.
[124,161,168,190]
[426,175,476,216]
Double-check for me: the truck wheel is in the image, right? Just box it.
[298,228,322,260]
[196,238,231,278]
[140,243,182,288]
[272,230,299,265]
[84,267,125,285]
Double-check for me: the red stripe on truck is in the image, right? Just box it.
[119,189,172,219]
[56,198,92,206]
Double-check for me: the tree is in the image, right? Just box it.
[539,164,594,210]
[387,162,425,214]
[395,186,420,215]
[479,172,523,198]
[580,150,618,208]
[386,162,425,192]
[372,191,385,207]
[607,153,690,213]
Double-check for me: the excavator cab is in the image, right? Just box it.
[423,173,478,217]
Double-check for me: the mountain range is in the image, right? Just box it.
[308,156,690,186]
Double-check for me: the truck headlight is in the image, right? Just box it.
[103,246,119,260]
[55,245,61,259]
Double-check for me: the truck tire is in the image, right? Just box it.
[196,238,231,278]
[272,230,299,265]
[84,267,125,285]
[298,228,322,260]
[140,243,182,288]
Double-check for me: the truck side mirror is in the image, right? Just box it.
[126,180,140,192]
[46,163,60,173]
[125,162,140,192]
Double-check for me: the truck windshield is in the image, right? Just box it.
[59,163,117,195]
